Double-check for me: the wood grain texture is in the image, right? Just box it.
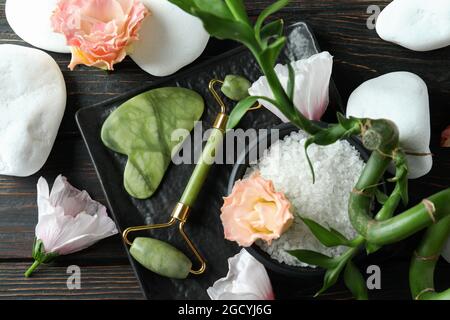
[0,0,448,299]
[0,263,143,300]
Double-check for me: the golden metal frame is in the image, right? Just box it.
[122,202,206,275]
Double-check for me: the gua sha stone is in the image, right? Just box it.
[376,0,450,51]
[6,0,70,53]
[130,0,209,77]
[346,72,432,179]
[0,44,66,177]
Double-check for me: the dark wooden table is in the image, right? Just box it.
[0,0,449,300]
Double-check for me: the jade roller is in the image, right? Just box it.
[122,79,229,279]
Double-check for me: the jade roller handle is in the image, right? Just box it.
[179,114,227,207]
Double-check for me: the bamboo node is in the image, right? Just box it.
[415,288,435,300]
[376,148,394,159]
[414,251,439,261]
[422,199,436,224]
[352,188,371,197]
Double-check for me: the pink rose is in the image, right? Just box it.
[51,0,149,70]
[221,172,294,247]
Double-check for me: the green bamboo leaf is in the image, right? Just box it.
[286,249,336,269]
[303,122,362,183]
[287,62,295,101]
[260,19,284,45]
[366,242,381,254]
[336,112,360,132]
[260,36,286,67]
[303,125,346,183]
[304,139,316,183]
[315,255,349,296]
[398,168,409,206]
[226,96,258,130]
[226,95,278,129]
[255,0,290,37]
[300,217,350,247]
[390,150,409,205]
[224,0,251,24]
[191,9,257,48]
[375,188,388,205]
[194,0,233,19]
[344,261,368,300]
[308,124,347,146]
[168,0,197,14]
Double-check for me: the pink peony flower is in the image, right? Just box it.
[24,175,118,277]
[249,51,333,121]
[221,172,294,247]
[207,249,275,300]
[441,125,450,147]
[51,0,149,70]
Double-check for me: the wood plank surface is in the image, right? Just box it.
[0,0,448,299]
[0,263,143,300]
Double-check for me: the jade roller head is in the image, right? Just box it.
[123,203,208,280]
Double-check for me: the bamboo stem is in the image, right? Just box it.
[351,188,450,245]
[410,215,450,300]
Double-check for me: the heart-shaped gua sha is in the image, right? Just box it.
[101,87,204,199]
[6,0,70,53]
[130,0,209,77]
[0,44,66,177]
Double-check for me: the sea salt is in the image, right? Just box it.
[246,130,364,267]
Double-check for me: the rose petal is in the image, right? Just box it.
[207,249,274,300]
[52,0,149,70]
[221,172,293,247]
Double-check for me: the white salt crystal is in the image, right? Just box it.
[247,131,364,267]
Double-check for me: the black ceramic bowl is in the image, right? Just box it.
[227,122,371,278]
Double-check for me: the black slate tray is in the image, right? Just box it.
[76,22,344,300]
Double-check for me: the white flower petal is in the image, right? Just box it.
[207,249,274,300]
[248,52,333,122]
[35,175,118,255]
[51,213,118,255]
[49,175,107,217]
[292,52,333,120]
[35,213,67,252]
[37,176,54,219]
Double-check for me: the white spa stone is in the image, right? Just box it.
[346,72,432,179]
[130,0,209,77]
[6,0,70,53]
[376,0,450,51]
[0,44,66,177]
